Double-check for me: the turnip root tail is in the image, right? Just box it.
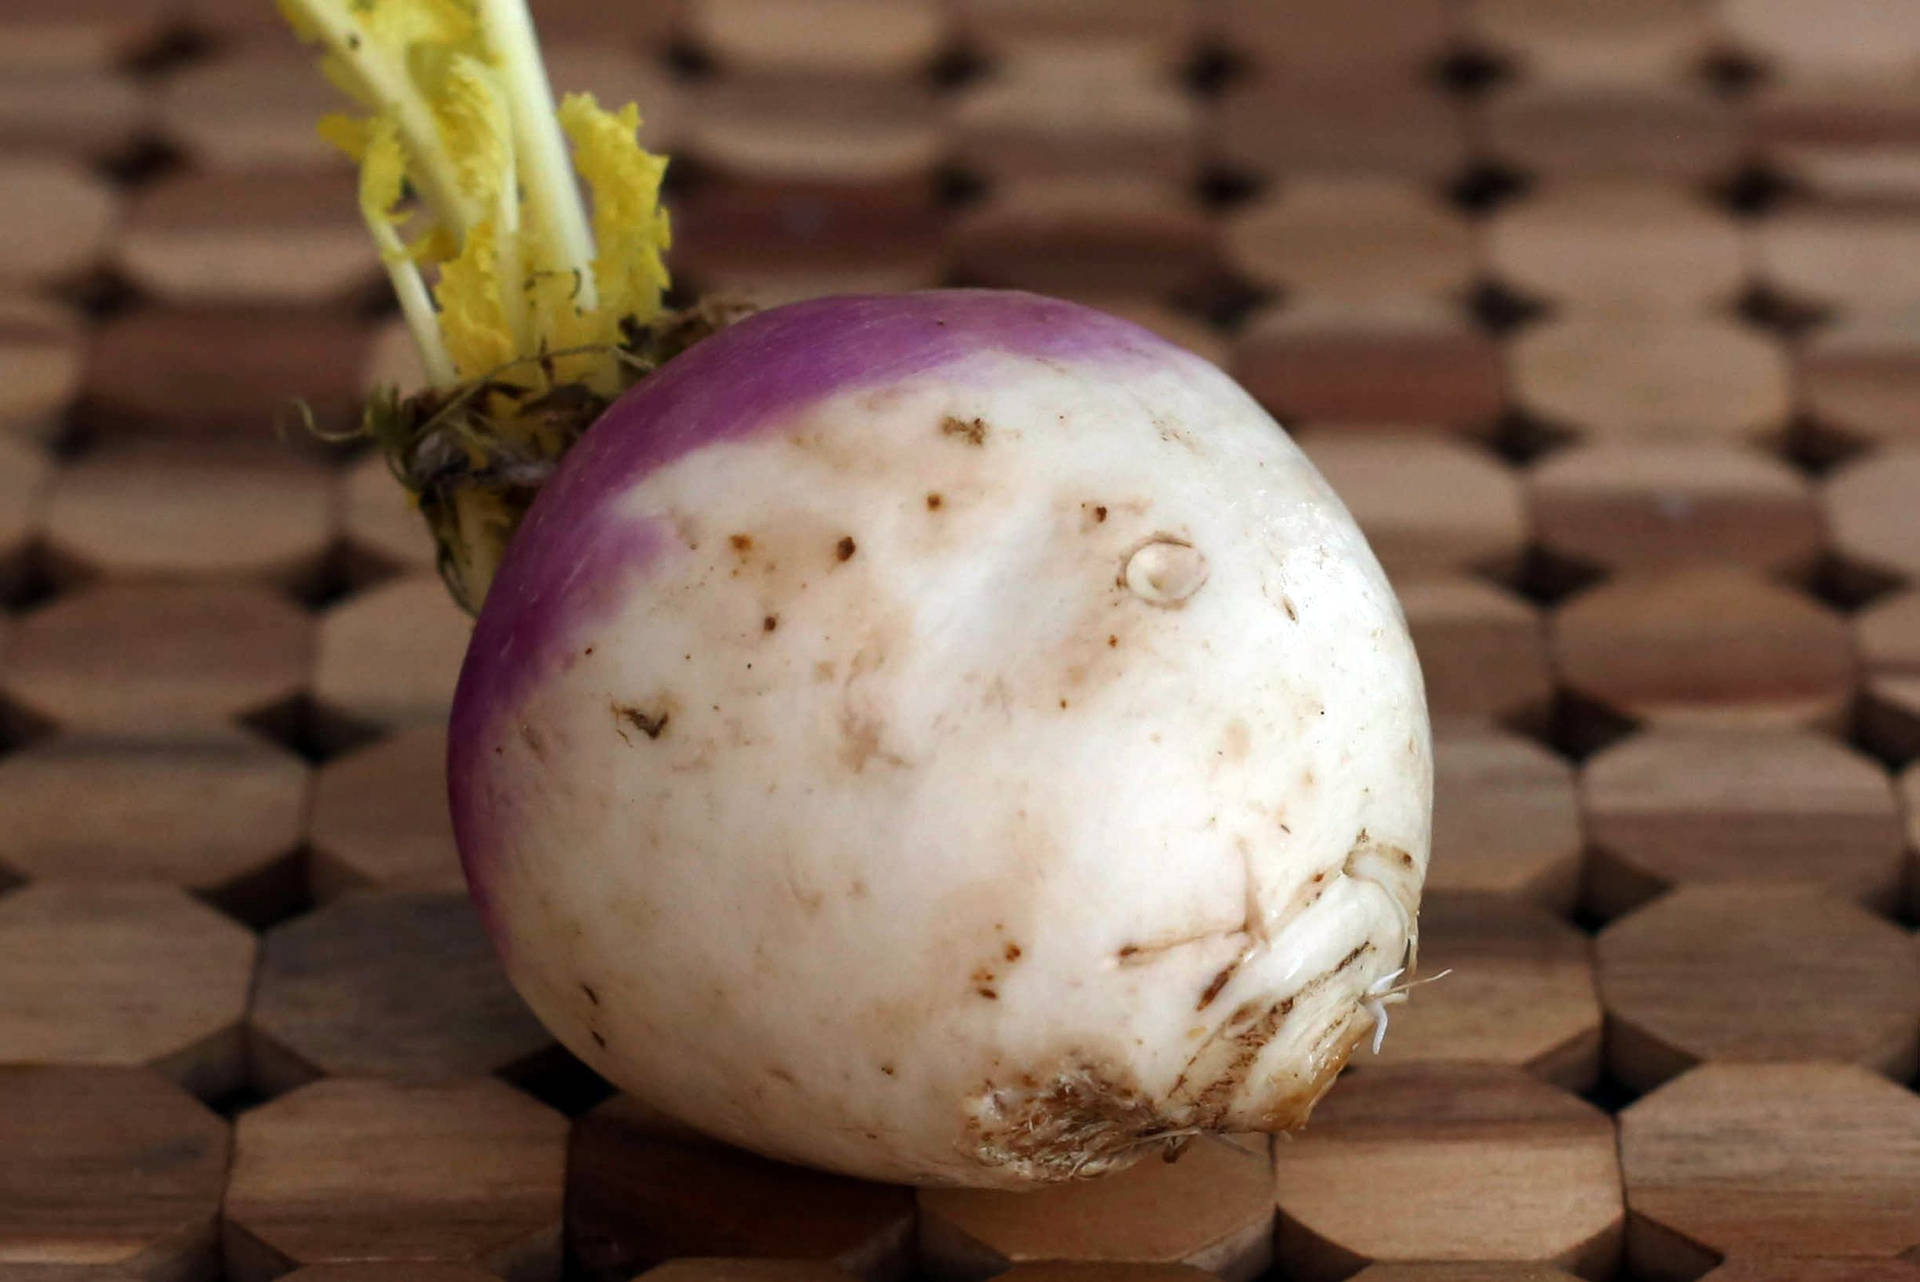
[273,0,735,609]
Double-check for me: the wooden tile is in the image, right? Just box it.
[950,0,1198,70]
[1582,728,1905,915]
[0,881,255,1099]
[1362,892,1600,1092]
[82,305,373,437]
[0,157,117,287]
[1227,179,1475,304]
[670,183,945,306]
[309,725,464,900]
[1298,433,1525,581]
[1701,1261,1920,1282]
[682,80,944,195]
[1528,442,1820,574]
[1597,883,1920,1091]
[1620,1062,1920,1277]
[1402,578,1553,724]
[1859,590,1920,676]
[953,47,1198,184]
[0,67,146,159]
[1482,84,1741,181]
[157,53,347,171]
[1215,0,1455,78]
[1749,78,1920,205]
[1865,673,1920,765]
[251,891,548,1092]
[568,1096,915,1282]
[1759,208,1920,315]
[949,177,1219,299]
[1233,301,1505,430]
[1350,1269,1585,1282]
[1801,312,1920,446]
[44,440,334,583]
[1904,761,1920,920]
[0,0,173,71]
[0,729,305,901]
[224,1077,567,1282]
[0,294,84,441]
[2,581,313,736]
[1826,448,1920,582]
[1272,1064,1621,1282]
[680,0,943,78]
[313,575,471,735]
[524,0,682,47]
[340,451,435,573]
[283,1267,506,1282]
[1468,0,1714,87]
[0,1065,228,1279]
[118,169,381,307]
[1487,182,1744,313]
[0,433,52,563]
[1214,77,1468,182]
[1553,568,1853,730]
[989,1266,1223,1282]
[636,1263,868,1282]
[919,1135,1274,1282]
[1511,316,1792,442]
[1427,728,1582,913]
[1720,0,1920,81]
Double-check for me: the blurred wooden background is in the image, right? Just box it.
[1,2,1918,1281]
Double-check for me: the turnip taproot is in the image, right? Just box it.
[278,0,1432,1187]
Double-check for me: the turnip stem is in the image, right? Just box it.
[277,0,480,238]
[475,0,601,315]
[373,227,458,388]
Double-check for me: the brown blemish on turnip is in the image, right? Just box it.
[836,536,857,561]
[613,704,670,742]
[729,533,753,553]
[580,982,600,1006]
[967,1053,1183,1180]
[941,415,988,445]
[1197,959,1240,1010]
[1004,942,1022,962]
[762,614,778,632]
[591,1030,607,1048]
[926,492,943,510]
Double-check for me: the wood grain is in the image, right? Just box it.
[1226,179,1474,303]
[157,54,343,171]
[1620,1062,1920,1279]
[949,177,1218,299]
[1551,567,1854,730]
[0,881,255,1098]
[224,1077,567,1282]
[1759,208,1920,315]
[0,157,117,287]
[1801,312,1920,447]
[1482,84,1740,181]
[681,0,943,78]
[1468,0,1713,86]
[1720,0,1920,81]
[1860,590,1920,677]
[1528,442,1820,573]
[1,581,314,736]
[0,729,306,901]
[1582,727,1906,915]
[1510,316,1793,442]
[1401,578,1554,724]
[1826,449,1920,583]
[953,46,1198,184]
[43,440,333,583]
[313,574,473,737]
[0,66,145,160]
[1597,882,1920,1090]
[339,450,436,573]
[682,80,945,194]
[250,891,550,1091]
[0,1066,228,1280]
[1363,891,1601,1091]
[1298,433,1525,582]
[1749,78,1920,205]
[1427,728,1583,911]
[1233,301,1505,430]
[309,725,465,899]
[1217,0,1456,79]
[919,1136,1274,1282]
[568,1095,915,1282]
[0,433,51,565]
[1214,77,1468,181]
[0,295,83,441]
[1272,1064,1622,1282]
[117,169,380,307]
[1486,182,1744,313]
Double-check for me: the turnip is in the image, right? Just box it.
[279,0,1432,1188]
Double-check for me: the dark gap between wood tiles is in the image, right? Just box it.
[1448,161,1531,215]
[1493,409,1579,466]
[239,692,384,766]
[1432,44,1512,100]
[501,1043,618,1119]
[1800,549,1905,615]
[1534,688,1642,766]
[0,690,58,761]
[926,41,989,91]
[1468,279,1550,338]
[1852,689,1920,773]
[196,846,312,935]
[1735,281,1828,338]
